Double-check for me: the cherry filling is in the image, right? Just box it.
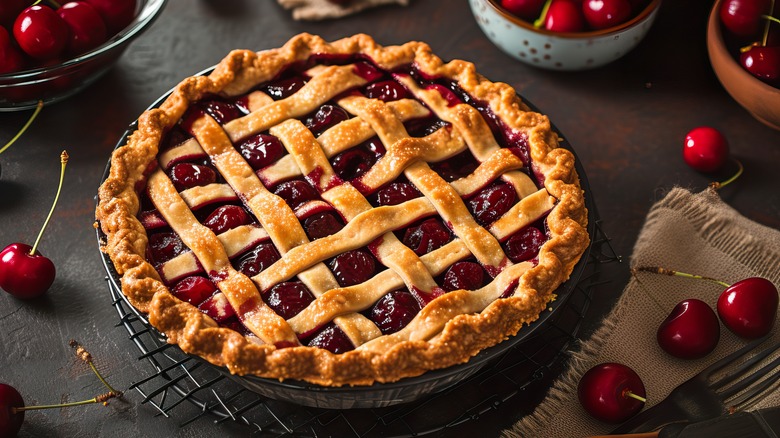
[303,211,345,240]
[363,80,410,102]
[264,75,307,100]
[329,249,377,287]
[331,147,376,181]
[203,205,252,234]
[237,133,286,170]
[304,104,350,135]
[261,281,315,319]
[272,179,320,210]
[504,226,546,263]
[147,232,186,265]
[468,182,516,226]
[368,289,421,335]
[306,322,354,353]
[430,149,480,182]
[169,163,217,191]
[172,276,217,305]
[235,243,280,277]
[402,218,452,256]
[376,182,422,206]
[442,261,486,291]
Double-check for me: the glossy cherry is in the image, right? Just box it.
[369,289,421,335]
[147,232,185,265]
[13,5,69,60]
[363,80,410,102]
[683,126,729,173]
[540,0,586,32]
[468,182,516,226]
[264,76,307,100]
[303,211,344,240]
[172,276,217,305]
[237,133,285,170]
[717,277,778,339]
[203,205,251,234]
[583,0,632,30]
[376,182,422,206]
[169,163,217,191]
[657,299,720,359]
[82,0,136,34]
[198,292,236,323]
[505,226,545,262]
[57,1,108,55]
[272,179,319,210]
[719,0,772,38]
[329,249,376,287]
[402,218,452,256]
[236,243,280,277]
[442,261,485,291]
[331,147,376,181]
[740,44,780,86]
[0,383,24,438]
[262,281,315,319]
[0,26,25,74]
[306,322,354,353]
[501,0,547,21]
[578,363,646,423]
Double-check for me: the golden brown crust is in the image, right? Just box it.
[96,33,589,386]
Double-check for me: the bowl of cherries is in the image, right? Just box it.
[0,0,167,111]
[469,0,662,70]
[708,0,780,130]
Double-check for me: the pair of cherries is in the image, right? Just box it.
[719,0,780,86]
[501,0,648,32]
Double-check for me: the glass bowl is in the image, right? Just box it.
[0,0,167,112]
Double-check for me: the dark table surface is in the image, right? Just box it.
[1,1,779,437]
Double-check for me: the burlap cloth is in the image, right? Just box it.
[504,187,780,437]
[277,0,408,21]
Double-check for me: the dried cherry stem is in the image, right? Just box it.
[533,0,553,28]
[709,158,743,190]
[632,266,731,288]
[30,151,68,256]
[69,340,119,394]
[11,391,121,413]
[0,101,43,156]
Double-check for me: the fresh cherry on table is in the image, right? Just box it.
[683,126,730,173]
[657,299,720,359]
[12,5,69,60]
[740,44,780,86]
[578,363,646,423]
[57,1,108,56]
[717,277,778,339]
[582,0,632,30]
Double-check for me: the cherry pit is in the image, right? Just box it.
[0,0,137,75]
[500,0,650,33]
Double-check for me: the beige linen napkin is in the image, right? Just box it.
[277,0,408,20]
[505,187,780,437]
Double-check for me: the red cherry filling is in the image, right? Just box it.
[197,100,245,125]
[468,182,516,226]
[402,218,452,256]
[237,133,285,170]
[148,232,186,264]
[303,211,344,240]
[369,289,421,335]
[304,104,350,135]
[261,281,315,319]
[376,182,422,206]
[363,80,410,102]
[169,163,217,191]
[442,261,485,291]
[331,147,376,181]
[198,292,236,323]
[236,243,280,277]
[203,205,251,234]
[273,179,319,210]
[172,276,217,305]
[264,76,307,100]
[306,322,354,354]
[426,83,461,107]
[505,226,545,262]
[329,249,376,287]
[430,149,480,182]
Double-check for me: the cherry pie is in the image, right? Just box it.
[96,33,589,386]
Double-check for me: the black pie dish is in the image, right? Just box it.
[96,65,596,410]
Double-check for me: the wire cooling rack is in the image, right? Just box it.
[104,219,620,437]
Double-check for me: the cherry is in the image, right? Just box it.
[306,322,354,354]
[171,276,217,306]
[657,299,720,359]
[196,100,244,125]
[369,289,421,335]
[237,133,285,170]
[402,218,452,256]
[582,0,632,30]
[740,44,780,86]
[264,76,307,100]
[0,383,24,437]
[13,5,69,60]
[500,0,547,21]
[717,277,778,339]
[329,249,376,287]
[236,243,280,277]
[538,0,586,33]
[0,0,27,27]
[719,0,773,38]
[430,149,479,182]
[376,182,422,206]
[363,80,410,102]
[169,163,217,191]
[442,261,485,291]
[82,0,136,34]
[331,147,376,181]
[272,179,319,210]
[0,26,25,74]
[203,205,251,234]
[468,182,517,226]
[504,226,546,262]
[683,126,730,173]
[303,212,344,240]
[0,151,67,299]
[147,232,186,265]
[261,281,315,319]
[304,104,350,135]
[57,2,108,56]
[578,363,646,423]
[198,292,236,323]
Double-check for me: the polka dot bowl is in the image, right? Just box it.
[469,0,662,71]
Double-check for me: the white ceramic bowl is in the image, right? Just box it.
[469,0,662,71]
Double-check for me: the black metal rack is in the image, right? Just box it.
[104,219,620,437]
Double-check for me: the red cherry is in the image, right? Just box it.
[740,44,780,86]
[683,126,730,173]
[657,299,720,359]
[0,383,24,437]
[82,0,136,34]
[57,1,108,56]
[719,0,772,38]
[0,243,56,299]
[369,289,421,335]
[578,363,646,423]
[171,276,217,306]
[198,292,236,323]
[203,205,251,234]
[501,0,547,21]
[13,5,69,60]
[0,26,25,74]
[717,277,778,339]
[543,0,586,32]
[583,0,632,30]
[306,322,354,353]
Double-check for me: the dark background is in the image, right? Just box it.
[1,1,779,436]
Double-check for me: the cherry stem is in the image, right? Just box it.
[762,0,777,46]
[533,0,553,28]
[70,339,119,394]
[625,390,647,403]
[709,158,744,190]
[632,266,731,288]
[630,271,669,315]
[0,101,43,156]
[30,151,68,256]
[12,391,121,413]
